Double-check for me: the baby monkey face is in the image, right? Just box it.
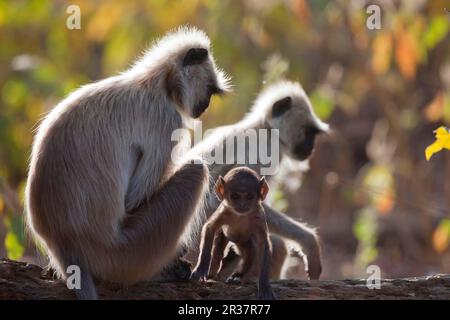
[215,167,269,215]
[226,187,260,214]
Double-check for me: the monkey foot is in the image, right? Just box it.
[225,276,242,285]
[160,258,192,282]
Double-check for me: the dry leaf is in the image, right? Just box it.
[432,219,450,253]
[395,27,419,79]
[372,32,392,75]
[424,92,444,122]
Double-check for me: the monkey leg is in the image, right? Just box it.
[104,162,209,283]
[216,244,240,280]
[255,236,275,300]
[263,203,322,280]
[226,241,255,284]
[158,256,193,282]
[269,235,288,280]
[208,231,228,279]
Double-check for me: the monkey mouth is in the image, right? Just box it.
[233,207,251,215]
[192,95,212,118]
[292,143,314,160]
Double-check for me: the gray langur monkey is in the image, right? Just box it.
[184,81,328,280]
[25,27,230,299]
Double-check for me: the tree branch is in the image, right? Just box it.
[1,259,449,299]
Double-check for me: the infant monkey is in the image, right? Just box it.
[190,167,275,300]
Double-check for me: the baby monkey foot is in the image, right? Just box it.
[226,272,243,284]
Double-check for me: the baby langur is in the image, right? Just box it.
[191,167,275,300]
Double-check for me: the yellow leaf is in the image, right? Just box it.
[395,26,419,80]
[371,32,392,75]
[376,190,394,215]
[432,219,450,253]
[0,194,4,214]
[424,92,444,122]
[291,0,311,25]
[86,3,123,41]
[362,165,395,215]
[425,126,450,160]
[5,231,25,261]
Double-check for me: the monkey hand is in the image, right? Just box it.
[190,267,209,282]
[225,275,242,285]
[302,245,322,280]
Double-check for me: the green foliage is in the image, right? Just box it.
[3,214,25,260]
[310,89,334,121]
[423,16,449,50]
[0,0,448,278]
[270,187,289,213]
[353,208,378,269]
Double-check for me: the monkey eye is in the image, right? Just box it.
[231,193,240,200]
[245,193,254,200]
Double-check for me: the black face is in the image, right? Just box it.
[192,95,212,118]
[292,126,321,160]
[192,84,223,118]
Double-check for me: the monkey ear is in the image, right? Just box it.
[272,96,292,118]
[259,177,269,201]
[215,176,226,201]
[183,48,208,67]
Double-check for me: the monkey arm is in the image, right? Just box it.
[263,203,322,280]
[208,231,228,279]
[255,231,275,300]
[268,235,288,279]
[190,212,222,281]
[112,161,208,282]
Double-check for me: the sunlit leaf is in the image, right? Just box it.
[0,194,4,214]
[1,80,28,109]
[424,92,444,122]
[86,2,124,41]
[395,26,420,79]
[362,165,395,215]
[271,187,288,212]
[5,230,24,260]
[353,208,378,267]
[423,16,449,50]
[425,126,450,160]
[371,31,392,75]
[443,94,450,125]
[310,89,334,120]
[291,0,311,25]
[432,219,450,253]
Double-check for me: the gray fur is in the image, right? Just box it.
[25,27,229,298]
[186,81,327,280]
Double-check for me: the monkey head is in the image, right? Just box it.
[159,28,230,119]
[257,81,329,161]
[180,47,230,118]
[215,167,269,215]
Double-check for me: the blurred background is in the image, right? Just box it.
[0,0,449,280]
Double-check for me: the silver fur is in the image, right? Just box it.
[186,80,327,280]
[25,27,230,298]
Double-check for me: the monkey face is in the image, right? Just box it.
[267,88,329,161]
[291,126,322,160]
[225,188,261,215]
[177,47,230,118]
[216,168,269,215]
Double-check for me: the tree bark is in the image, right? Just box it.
[1,259,449,300]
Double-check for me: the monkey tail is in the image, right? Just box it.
[65,255,98,300]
